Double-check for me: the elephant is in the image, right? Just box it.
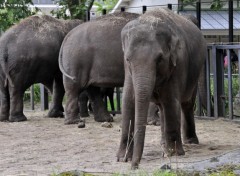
[59,12,140,124]
[79,87,116,118]
[0,15,82,122]
[117,8,207,169]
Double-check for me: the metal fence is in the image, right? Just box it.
[204,44,240,119]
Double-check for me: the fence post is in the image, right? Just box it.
[40,84,48,111]
[217,49,225,117]
[206,49,212,117]
[196,1,201,29]
[195,1,201,115]
[212,46,218,117]
[142,6,147,14]
[116,87,121,112]
[102,9,107,15]
[196,91,202,116]
[121,7,125,12]
[227,50,233,119]
[212,47,225,118]
[87,10,90,21]
[30,85,34,110]
[238,49,240,97]
[167,4,172,10]
[229,0,233,43]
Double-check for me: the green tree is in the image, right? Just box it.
[94,0,118,14]
[0,0,38,32]
[51,0,95,20]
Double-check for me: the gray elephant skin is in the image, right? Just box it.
[59,12,139,124]
[117,8,207,169]
[0,15,82,122]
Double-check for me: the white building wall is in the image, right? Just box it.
[119,0,178,14]
[129,0,177,6]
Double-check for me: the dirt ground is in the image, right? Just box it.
[0,109,240,176]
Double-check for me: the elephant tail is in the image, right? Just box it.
[1,47,14,87]
[198,64,214,116]
[58,44,76,82]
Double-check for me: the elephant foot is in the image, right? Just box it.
[64,117,80,125]
[9,114,27,122]
[131,160,140,170]
[147,118,161,126]
[117,147,133,162]
[94,114,113,122]
[163,141,185,156]
[79,112,90,118]
[78,119,86,128]
[183,136,199,144]
[47,108,64,118]
[0,114,9,121]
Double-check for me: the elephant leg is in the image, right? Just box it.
[0,85,10,121]
[158,104,165,145]
[147,102,160,126]
[9,87,27,122]
[181,91,199,144]
[64,78,81,125]
[47,76,64,118]
[87,87,113,122]
[117,76,135,162]
[79,91,90,117]
[161,97,184,156]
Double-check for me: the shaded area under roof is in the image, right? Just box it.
[180,10,240,30]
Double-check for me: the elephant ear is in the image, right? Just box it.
[169,33,180,67]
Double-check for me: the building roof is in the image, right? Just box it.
[182,10,240,30]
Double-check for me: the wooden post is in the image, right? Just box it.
[40,84,48,111]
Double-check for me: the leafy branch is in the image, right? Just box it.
[94,0,118,14]
[51,0,95,20]
[0,0,39,32]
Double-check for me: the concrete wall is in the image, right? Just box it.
[124,0,178,14]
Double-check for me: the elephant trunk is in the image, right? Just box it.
[131,68,156,169]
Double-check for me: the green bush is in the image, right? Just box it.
[23,84,41,102]
[210,75,239,115]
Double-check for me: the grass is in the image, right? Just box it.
[50,164,240,176]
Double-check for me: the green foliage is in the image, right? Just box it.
[210,75,239,115]
[24,84,41,102]
[152,170,178,176]
[207,164,239,176]
[107,97,120,111]
[94,0,118,14]
[210,0,225,10]
[51,0,86,20]
[50,170,94,176]
[51,0,94,20]
[0,0,39,32]
[181,0,224,10]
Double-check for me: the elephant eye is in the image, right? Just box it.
[156,53,163,63]
[126,57,130,62]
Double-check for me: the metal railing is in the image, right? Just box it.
[205,43,240,119]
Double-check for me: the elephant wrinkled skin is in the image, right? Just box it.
[117,8,207,169]
[0,15,82,122]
